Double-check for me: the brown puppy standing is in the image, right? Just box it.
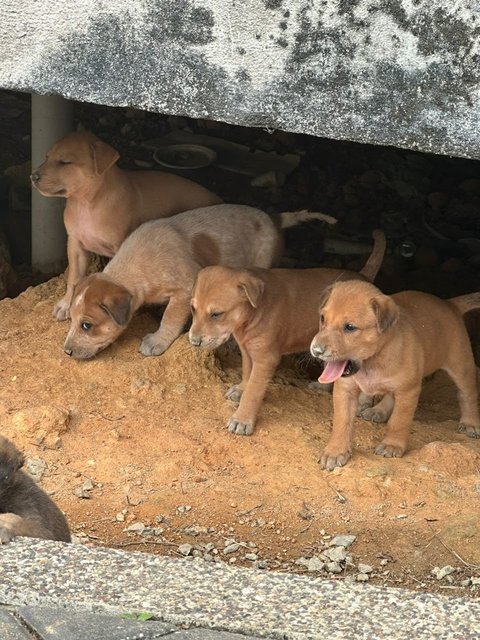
[0,436,71,543]
[31,130,222,321]
[64,205,335,359]
[310,280,480,470]
[189,231,385,436]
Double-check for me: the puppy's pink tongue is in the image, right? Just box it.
[319,360,348,383]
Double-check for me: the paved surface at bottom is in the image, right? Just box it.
[1,606,252,639]
[0,538,479,639]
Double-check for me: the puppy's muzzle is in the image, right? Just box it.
[310,343,328,359]
[189,334,203,347]
[64,347,73,357]
[30,171,40,184]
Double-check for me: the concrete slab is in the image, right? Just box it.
[16,606,177,640]
[0,608,34,640]
[0,538,479,640]
[2,1,480,159]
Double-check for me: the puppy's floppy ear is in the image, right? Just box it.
[371,294,399,332]
[99,288,132,326]
[318,284,334,311]
[238,275,264,308]
[90,140,120,175]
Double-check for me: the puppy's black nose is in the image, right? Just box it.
[189,335,202,347]
[30,171,40,183]
[64,347,73,357]
[310,343,326,359]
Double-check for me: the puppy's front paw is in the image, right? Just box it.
[0,525,15,544]
[53,298,71,321]
[320,448,352,471]
[227,416,255,436]
[360,406,389,423]
[139,334,168,357]
[458,423,480,438]
[375,442,405,458]
[225,385,243,403]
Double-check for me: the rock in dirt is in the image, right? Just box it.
[322,546,347,563]
[330,534,356,548]
[125,522,146,534]
[26,458,47,481]
[176,505,192,514]
[306,557,325,572]
[224,542,241,555]
[356,573,369,582]
[431,565,456,580]
[11,405,70,448]
[178,543,193,556]
[325,561,342,574]
[358,563,373,574]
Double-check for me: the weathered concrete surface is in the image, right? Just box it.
[1,1,480,159]
[1,539,480,640]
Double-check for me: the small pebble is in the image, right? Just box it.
[325,562,342,574]
[307,557,325,572]
[330,534,356,548]
[356,573,369,582]
[224,543,241,555]
[178,543,193,556]
[358,563,373,574]
[432,565,456,580]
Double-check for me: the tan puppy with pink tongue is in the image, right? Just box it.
[189,231,385,436]
[310,280,480,471]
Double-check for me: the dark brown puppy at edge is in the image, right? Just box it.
[310,280,480,471]
[0,436,70,543]
[189,230,385,437]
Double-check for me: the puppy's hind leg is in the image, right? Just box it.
[360,393,394,423]
[140,295,191,357]
[0,513,55,543]
[375,386,420,458]
[444,355,480,438]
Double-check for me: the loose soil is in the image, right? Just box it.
[1,276,480,597]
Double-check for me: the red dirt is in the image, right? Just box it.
[1,276,479,596]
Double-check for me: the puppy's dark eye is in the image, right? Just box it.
[58,159,71,165]
[190,304,196,315]
[81,321,93,331]
[343,322,357,333]
[320,314,325,324]
[210,311,223,320]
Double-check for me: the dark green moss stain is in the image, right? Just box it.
[25,1,480,160]
[31,2,239,120]
[147,0,215,45]
[265,0,283,9]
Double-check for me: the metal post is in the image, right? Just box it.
[31,93,73,273]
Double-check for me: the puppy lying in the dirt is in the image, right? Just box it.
[31,130,222,321]
[310,280,480,470]
[188,230,385,436]
[64,204,336,359]
[0,436,71,543]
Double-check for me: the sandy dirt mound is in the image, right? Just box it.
[1,277,480,595]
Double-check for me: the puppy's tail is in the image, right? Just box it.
[359,229,387,282]
[279,210,337,229]
[449,293,480,314]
